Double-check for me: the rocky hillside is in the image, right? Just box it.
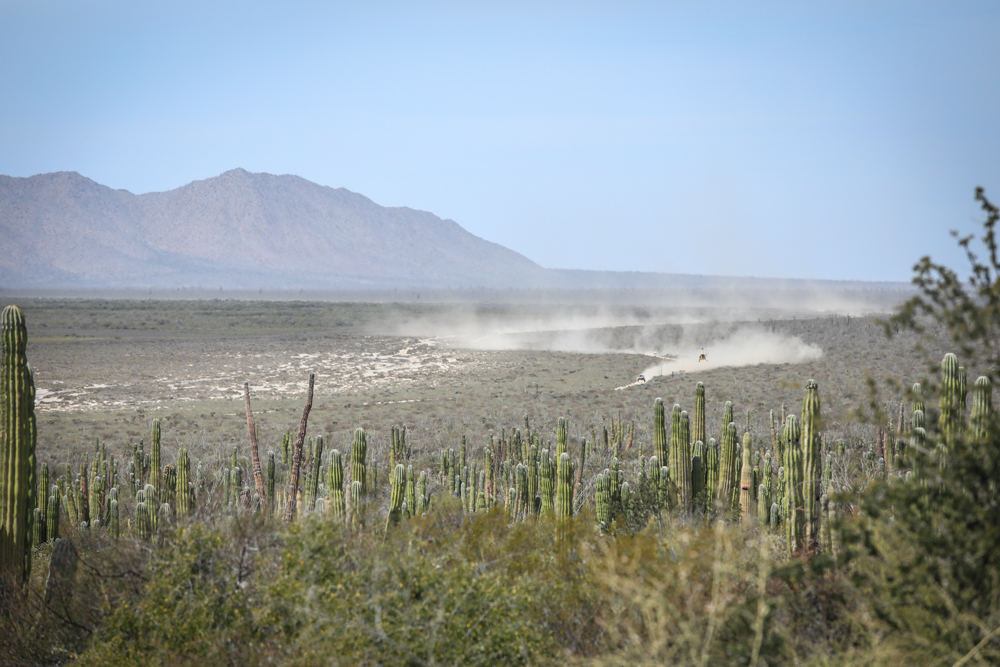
[0,169,547,288]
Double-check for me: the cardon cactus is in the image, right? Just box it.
[109,498,119,539]
[136,501,151,540]
[150,419,162,503]
[557,417,568,458]
[939,354,962,447]
[386,463,405,530]
[0,305,37,586]
[47,489,60,541]
[800,380,822,548]
[351,429,367,496]
[539,449,554,514]
[673,409,693,510]
[556,452,574,520]
[717,420,739,513]
[327,450,346,522]
[739,432,756,525]
[405,465,416,518]
[694,383,706,449]
[653,398,667,469]
[757,483,769,526]
[349,480,364,528]
[971,376,993,442]
[911,383,925,418]
[266,451,276,516]
[307,436,324,512]
[37,462,49,541]
[704,438,719,505]
[176,448,192,519]
[783,415,804,555]
[595,472,610,527]
[648,457,661,513]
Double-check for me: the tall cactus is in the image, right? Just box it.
[971,376,993,442]
[1,305,37,586]
[801,380,822,549]
[176,448,192,518]
[351,428,367,496]
[556,418,568,458]
[405,465,416,517]
[694,382,706,449]
[386,464,405,530]
[653,398,667,468]
[556,452,574,520]
[717,419,738,513]
[704,438,719,505]
[939,353,963,447]
[47,489,60,541]
[150,419,161,503]
[37,461,49,541]
[266,451,276,516]
[672,408,692,510]
[739,432,756,525]
[327,450,346,523]
[783,415,804,555]
[539,449,554,514]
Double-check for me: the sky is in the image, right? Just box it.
[2,1,998,282]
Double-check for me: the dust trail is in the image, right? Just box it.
[639,327,822,379]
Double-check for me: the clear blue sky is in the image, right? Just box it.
[2,1,998,282]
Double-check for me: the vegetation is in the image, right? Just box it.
[0,193,998,665]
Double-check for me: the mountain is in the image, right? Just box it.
[0,168,911,294]
[0,169,547,289]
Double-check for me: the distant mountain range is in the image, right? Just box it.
[0,169,910,292]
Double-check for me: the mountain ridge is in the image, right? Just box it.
[0,169,912,292]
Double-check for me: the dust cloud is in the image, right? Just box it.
[637,327,823,379]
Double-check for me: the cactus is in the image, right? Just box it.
[539,449,554,514]
[266,451,276,516]
[405,465,416,518]
[801,380,822,549]
[939,354,962,447]
[648,457,661,513]
[657,466,671,513]
[783,415,804,555]
[0,305,37,586]
[176,448,192,519]
[653,398,667,468]
[109,498,119,539]
[136,502,151,540]
[694,382,706,448]
[717,420,739,513]
[162,465,176,517]
[556,452,574,520]
[150,419,162,502]
[351,428,367,496]
[757,483,769,526]
[327,450,346,522]
[31,508,42,547]
[672,408,692,510]
[770,502,779,530]
[692,444,705,502]
[595,473,610,527]
[386,464,405,530]
[416,470,427,511]
[704,438,719,506]
[349,480,364,528]
[739,432,756,525]
[308,436,324,512]
[971,376,993,442]
[910,382,924,420]
[38,462,49,541]
[557,418,568,458]
[47,490,60,541]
